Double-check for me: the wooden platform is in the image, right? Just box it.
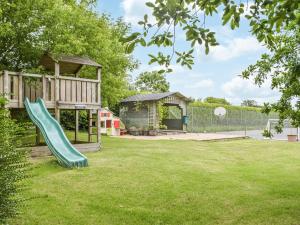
[30,143,101,157]
[0,69,102,144]
[0,70,101,110]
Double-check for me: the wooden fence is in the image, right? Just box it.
[0,71,100,109]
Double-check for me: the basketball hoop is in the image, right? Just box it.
[214,107,226,120]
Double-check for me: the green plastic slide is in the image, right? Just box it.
[24,98,88,168]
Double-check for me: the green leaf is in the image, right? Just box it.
[145,2,155,7]
[121,32,140,43]
[126,42,136,54]
[139,38,146,47]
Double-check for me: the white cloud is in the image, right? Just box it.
[221,76,279,104]
[122,0,155,26]
[209,36,265,61]
[189,79,214,89]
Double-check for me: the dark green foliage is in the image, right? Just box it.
[0,96,29,223]
[203,97,231,105]
[135,71,170,93]
[241,100,260,108]
[60,110,88,131]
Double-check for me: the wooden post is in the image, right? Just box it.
[97,108,101,143]
[3,70,9,96]
[3,70,9,108]
[35,126,41,145]
[75,110,79,143]
[96,67,101,144]
[88,110,93,142]
[54,63,60,122]
[97,67,101,104]
[42,75,47,100]
[18,74,23,108]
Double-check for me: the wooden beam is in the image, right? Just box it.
[97,109,101,143]
[88,110,93,142]
[42,75,47,100]
[35,126,41,145]
[97,67,101,104]
[18,75,23,107]
[75,110,79,143]
[54,63,60,122]
[3,70,9,98]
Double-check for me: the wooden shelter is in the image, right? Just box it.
[0,53,102,155]
[120,92,189,133]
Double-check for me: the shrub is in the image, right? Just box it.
[0,96,29,223]
[60,110,88,131]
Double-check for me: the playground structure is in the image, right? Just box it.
[0,54,102,166]
[100,108,121,136]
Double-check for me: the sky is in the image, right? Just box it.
[96,0,280,105]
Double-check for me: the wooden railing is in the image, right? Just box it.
[0,71,100,109]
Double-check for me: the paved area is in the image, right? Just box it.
[114,132,246,141]
[218,128,299,140]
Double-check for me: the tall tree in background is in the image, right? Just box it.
[0,0,137,108]
[122,0,299,131]
[135,71,170,93]
[241,99,259,107]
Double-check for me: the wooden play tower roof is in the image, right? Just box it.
[40,54,101,74]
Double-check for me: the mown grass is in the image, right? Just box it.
[12,137,300,225]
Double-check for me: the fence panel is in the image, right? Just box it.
[187,106,278,133]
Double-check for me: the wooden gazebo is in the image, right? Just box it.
[120,92,189,133]
[0,53,102,155]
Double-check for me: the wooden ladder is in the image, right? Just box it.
[88,110,98,142]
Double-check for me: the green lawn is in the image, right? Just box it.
[12,137,300,225]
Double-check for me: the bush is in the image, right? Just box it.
[60,110,88,131]
[0,97,29,223]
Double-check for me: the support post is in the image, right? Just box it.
[97,67,101,104]
[75,110,79,143]
[88,110,93,142]
[3,70,9,100]
[96,67,101,145]
[35,126,41,145]
[97,108,101,143]
[42,75,47,100]
[18,74,23,108]
[54,63,60,122]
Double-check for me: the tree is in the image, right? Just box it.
[123,0,298,70]
[0,0,137,108]
[243,23,299,132]
[204,97,231,105]
[135,71,170,93]
[121,0,299,131]
[0,97,29,223]
[241,100,259,107]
